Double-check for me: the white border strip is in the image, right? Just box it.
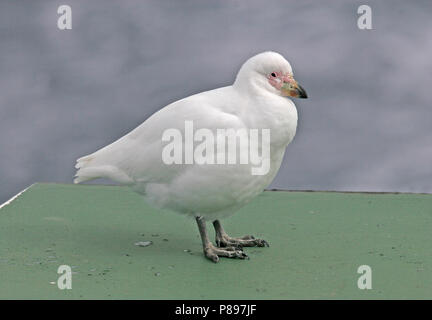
[0,184,33,210]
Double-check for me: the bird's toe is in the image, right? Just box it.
[224,245,241,251]
[204,249,220,263]
[256,239,270,247]
[216,234,269,248]
[203,244,248,262]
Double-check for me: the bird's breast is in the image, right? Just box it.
[244,96,298,149]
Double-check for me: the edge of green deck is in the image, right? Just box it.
[1,183,431,299]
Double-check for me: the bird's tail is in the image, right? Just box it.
[74,153,134,185]
[74,154,98,184]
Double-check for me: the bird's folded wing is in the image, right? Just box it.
[74,86,246,185]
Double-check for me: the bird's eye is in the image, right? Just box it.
[271,73,276,77]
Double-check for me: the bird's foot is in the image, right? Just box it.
[204,243,248,263]
[216,234,269,248]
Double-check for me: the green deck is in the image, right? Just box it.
[0,183,431,299]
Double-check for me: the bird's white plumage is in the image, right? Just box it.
[75,52,298,220]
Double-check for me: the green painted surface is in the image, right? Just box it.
[0,183,431,299]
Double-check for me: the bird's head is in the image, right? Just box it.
[234,51,308,99]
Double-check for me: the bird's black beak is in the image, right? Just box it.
[281,80,308,99]
[296,84,308,99]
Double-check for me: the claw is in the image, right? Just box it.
[239,251,249,259]
[256,239,270,247]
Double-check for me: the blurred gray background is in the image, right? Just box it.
[1,0,431,203]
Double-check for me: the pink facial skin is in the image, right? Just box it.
[267,72,295,90]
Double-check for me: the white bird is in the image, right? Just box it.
[74,51,308,262]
